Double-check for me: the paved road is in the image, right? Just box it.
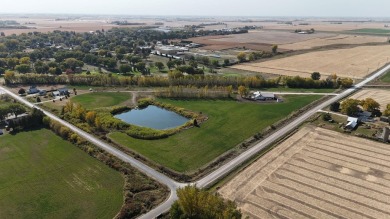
[2,63,390,219]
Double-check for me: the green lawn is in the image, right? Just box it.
[72,92,131,109]
[109,96,321,172]
[0,129,123,219]
[262,87,336,93]
[380,70,390,83]
[348,28,390,34]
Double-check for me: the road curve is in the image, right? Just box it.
[0,85,184,219]
[196,64,390,188]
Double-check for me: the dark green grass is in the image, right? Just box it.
[71,92,131,109]
[261,87,336,93]
[348,28,390,34]
[109,96,321,172]
[380,70,390,83]
[0,129,123,219]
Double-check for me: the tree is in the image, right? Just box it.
[170,185,242,219]
[383,104,390,116]
[311,72,321,80]
[238,85,248,97]
[167,60,175,70]
[224,59,230,66]
[211,60,220,68]
[338,77,354,88]
[360,98,380,112]
[248,53,255,61]
[85,111,97,125]
[237,52,247,63]
[19,57,30,65]
[322,113,332,121]
[340,99,360,116]
[272,45,278,54]
[330,102,340,112]
[155,62,164,71]
[18,88,26,95]
[119,64,132,73]
[15,64,31,73]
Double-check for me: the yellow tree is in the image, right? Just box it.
[361,98,380,112]
[238,85,248,97]
[237,52,247,63]
[85,111,97,125]
[340,98,360,116]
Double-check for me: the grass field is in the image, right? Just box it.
[0,129,124,219]
[71,92,131,109]
[348,28,390,34]
[261,87,336,93]
[380,70,390,83]
[108,95,320,172]
[232,45,390,79]
[220,126,390,219]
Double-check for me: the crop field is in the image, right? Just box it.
[71,92,131,109]
[279,34,387,50]
[349,88,390,111]
[348,28,390,34]
[108,95,321,172]
[232,45,390,79]
[189,31,333,51]
[219,126,390,219]
[0,129,124,219]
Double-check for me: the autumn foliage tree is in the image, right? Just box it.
[170,185,242,219]
[340,98,360,116]
[360,98,380,112]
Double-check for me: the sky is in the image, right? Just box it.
[1,0,390,17]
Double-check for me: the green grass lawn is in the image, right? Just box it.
[72,92,131,109]
[348,28,390,34]
[109,95,321,172]
[262,87,336,93]
[380,70,390,83]
[0,129,123,219]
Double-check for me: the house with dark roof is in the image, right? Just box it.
[27,86,39,94]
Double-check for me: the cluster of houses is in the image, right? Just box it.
[26,86,69,97]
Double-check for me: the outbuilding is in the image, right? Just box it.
[251,91,275,101]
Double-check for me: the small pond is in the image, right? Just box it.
[114,105,190,130]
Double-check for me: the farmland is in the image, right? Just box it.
[279,34,387,50]
[349,88,390,111]
[219,126,390,219]
[0,129,124,219]
[232,45,390,78]
[348,28,390,35]
[108,95,321,172]
[71,92,131,109]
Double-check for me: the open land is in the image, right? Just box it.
[219,126,390,219]
[232,45,390,79]
[108,95,321,172]
[71,92,131,109]
[279,34,387,50]
[0,129,124,219]
[349,88,390,111]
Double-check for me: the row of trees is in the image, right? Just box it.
[333,98,381,116]
[0,103,26,121]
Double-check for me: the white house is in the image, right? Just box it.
[251,91,275,101]
[345,117,359,130]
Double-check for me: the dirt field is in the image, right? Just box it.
[219,126,390,219]
[349,88,390,111]
[232,45,390,79]
[280,34,387,50]
[189,31,334,51]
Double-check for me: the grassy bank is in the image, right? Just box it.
[0,129,124,219]
[109,95,321,172]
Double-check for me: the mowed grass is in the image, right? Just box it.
[71,92,131,109]
[380,70,390,83]
[0,129,124,219]
[109,96,320,172]
[349,28,390,34]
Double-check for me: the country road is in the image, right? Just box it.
[1,63,390,219]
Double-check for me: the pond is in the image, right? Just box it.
[114,105,190,130]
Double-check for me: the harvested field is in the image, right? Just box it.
[219,126,390,219]
[232,45,390,79]
[189,31,333,51]
[280,34,387,50]
[349,88,390,111]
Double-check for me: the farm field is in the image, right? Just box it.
[349,88,390,111]
[108,95,321,172]
[71,92,131,109]
[0,129,124,219]
[379,70,390,83]
[348,28,390,34]
[232,45,390,79]
[279,34,387,50]
[219,126,390,219]
[188,31,333,51]
[264,21,390,32]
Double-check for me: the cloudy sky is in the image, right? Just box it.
[0,0,389,17]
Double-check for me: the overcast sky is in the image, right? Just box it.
[0,0,389,17]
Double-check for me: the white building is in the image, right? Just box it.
[251,91,275,101]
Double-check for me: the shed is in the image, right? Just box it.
[251,91,275,101]
[345,117,358,130]
[52,91,60,96]
[27,86,39,94]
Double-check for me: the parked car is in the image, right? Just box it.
[0,129,3,135]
